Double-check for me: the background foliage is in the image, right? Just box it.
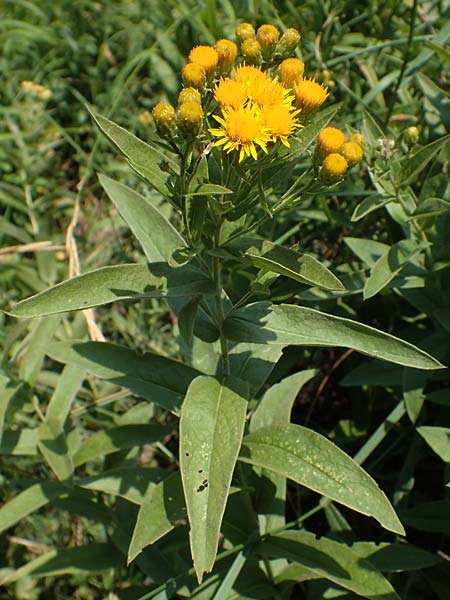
[1,0,449,598]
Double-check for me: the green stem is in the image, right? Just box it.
[213,220,230,376]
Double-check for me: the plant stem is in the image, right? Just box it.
[213,221,230,376]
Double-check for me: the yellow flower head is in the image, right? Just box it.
[209,104,271,162]
[263,104,301,146]
[215,39,238,74]
[235,22,255,44]
[182,62,206,89]
[21,80,51,100]
[241,38,262,65]
[294,78,328,116]
[178,101,204,136]
[340,141,364,167]
[256,24,279,57]
[233,65,269,86]
[349,133,365,147]
[214,78,248,109]
[316,127,345,156]
[189,45,219,78]
[178,87,202,106]
[248,77,289,108]
[279,58,305,88]
[322,153,348,179]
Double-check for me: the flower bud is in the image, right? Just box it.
[349,133,365,147]
[241,39,262,65]
[316,127,345,157]
[178,87,202,106]
[138,110,153,126]
[321,153,348,180]
[294,78,328,117]
[152,102,176,137]
[189,45,218,80]
[340,141,364,167]
[182,62,206,89]
[279,58,304,88]
[177,101,204,136]
[235,22,255,44]
[277,28,301,57]
[256,24,279,59]
[404,125,419,147]
[215,39,238,74]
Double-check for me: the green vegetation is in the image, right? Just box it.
[1,1,449,599]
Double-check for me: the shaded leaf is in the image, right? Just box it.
[79,467,166,505]
[11,262,215,318]
[47,341,200,411]
[38,418,73,483]
[417,426,450,462]
[223,302,443,370]
[99,174,185,263]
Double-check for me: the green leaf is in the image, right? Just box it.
[45,364,85,425]
[73,424,172,467]
[0,543,124,585]
[99,174,185,263]
[178,297,200,344]
[417,426,450,462]
[47,341,200,411]
[363,240,425,299]
[179,376,248,582]
[79,467,166,505]
[11,262,215,318]
[0,378,21,446]
[351,194,392,222]
[88,107,175,196]
[345,237,389,268]
[223,302,443,370]
[128,472,186,564]
[0,481,65,535]
[265,530,400,599]
[245,241,344,291]
[239,424,405,535]
[38,418,73,483]
[412,197,450,219]
[399,134,450,186]
[228,343,284,397]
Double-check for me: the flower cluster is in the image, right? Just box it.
[152,23,332,163]
[315,127,364,180]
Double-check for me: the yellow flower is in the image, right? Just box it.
[233,65,269,86]
[294,78,328,116]
[214,78,248,109]
[340,141,364,167]
[21,80,51,100]
[263,104,301,146]
[279,58,305,88]
[215,39,238,74]
[316,127,345,156]
[138,110,153,126]
[189,45,219,78]
[182,63,206,89]
[322,153,348,179]
[209,104,271,162]
[248,77,288,108]
[178,87,202,106]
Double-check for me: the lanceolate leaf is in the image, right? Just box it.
[399,134,450,186]
[38,418,73,483]
[245,241,344,291]
[239,424,405,535]
[47,341,200,411]
[88,107,176,196]
[99,174,185,263]
[223,302,443,370]
[264,530,400,600]
[179,376,248,582]
[417,426,450,462]
[11,262,215,318]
